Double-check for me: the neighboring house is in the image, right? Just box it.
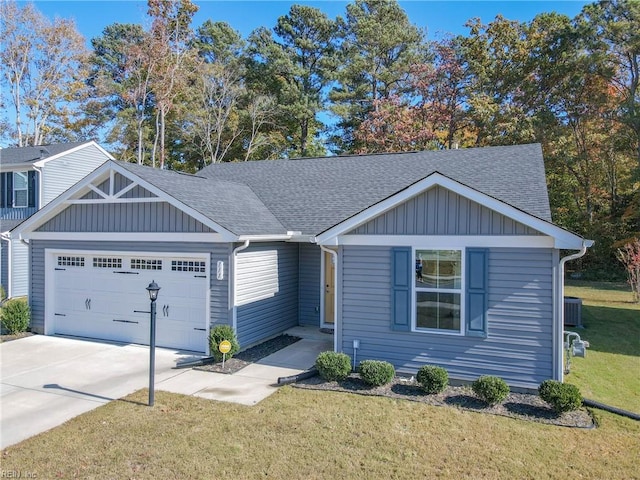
[0,142,113,297]
[11,144,592,390]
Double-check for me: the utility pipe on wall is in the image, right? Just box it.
[555,239,594,382]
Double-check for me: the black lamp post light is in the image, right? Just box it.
[146,280,160,406]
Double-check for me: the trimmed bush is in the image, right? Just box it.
[358,360,395,386]
[315,351,352,381]
[0,285,6,301]
[539,380,583,413]
[416,365,449,394]
[208,325,240,362]
[472,375,510,406]
[0,297,30,334]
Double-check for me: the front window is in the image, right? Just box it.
[13,172,28,207]
[415,249,462,333]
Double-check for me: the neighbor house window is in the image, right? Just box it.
[13,172,28,207]
[415,250,462,333]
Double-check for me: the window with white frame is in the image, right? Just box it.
[415,249,462,333]
[13,172,28,208]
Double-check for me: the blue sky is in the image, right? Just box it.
[30,0,589,43]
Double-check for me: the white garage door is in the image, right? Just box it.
[50,252,208,352]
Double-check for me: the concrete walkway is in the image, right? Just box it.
[1,331,332,449]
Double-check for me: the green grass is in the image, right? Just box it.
[1,281,638,479]
[565,280,640,413]
[1,388,639,479]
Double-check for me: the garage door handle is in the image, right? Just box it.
[113,319,139,324]
[114,271,139,275]
[55,267,66,271]
[194,275,206,278]
[194,328,206,331]
[133,310,150,314]
[54,313,66,316]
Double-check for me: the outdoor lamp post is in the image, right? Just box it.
[146,280,160,406]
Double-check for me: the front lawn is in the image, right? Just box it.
[1,388,639,479]
[565,280,640,413]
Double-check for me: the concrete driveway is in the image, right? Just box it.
[1,332,331,450]
[0,335,202,449]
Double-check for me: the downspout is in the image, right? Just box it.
[555,239,594,382]
[231,240,250,334]
[33,165,43,210]
[319,244,338,353]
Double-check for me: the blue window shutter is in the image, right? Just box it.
[391,247,411,331]
[466,248,488,337]
[5,173,13,207]
[28,171,36,208]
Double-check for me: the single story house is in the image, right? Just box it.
[1,141,113,297]
[11,144,592,389]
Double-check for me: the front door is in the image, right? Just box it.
[324,251,335,326]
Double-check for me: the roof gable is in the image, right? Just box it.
[0,141,113,168]
[316,172,584,249]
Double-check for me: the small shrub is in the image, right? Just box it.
[472,375,510,406]
[208,325,240,362]
[0,285,6,301]
[315,351,352,381]
[416,365,449,394]
[539,380,583,413]
[0,297,30,334]
[358,360,395,386]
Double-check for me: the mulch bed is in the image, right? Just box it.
[294,374,596,429]
[0,331,35,343]
[194,334,301,374]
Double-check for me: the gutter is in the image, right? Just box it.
[319,244,339,353]
[555,239,594,382]
[231,240,251,333]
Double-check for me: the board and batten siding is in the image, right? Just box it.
[9,240,29,297]
[36,201,214,233]
[29,240,231,334]
[349,186,542,236]
[235,242,299,347]
[41,144,109,206]
[298,243,321,326]
[340,245,554,388]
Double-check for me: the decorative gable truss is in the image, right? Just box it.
[14,163,237,242]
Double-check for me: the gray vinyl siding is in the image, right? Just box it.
[235,242,299,347]
[349,186,542,236]
[41,144,109,205]
[29,240,231,334]
[36,202,215,233]
[340,245,554,389]
[298,243,321,326]
[0,239,7,294]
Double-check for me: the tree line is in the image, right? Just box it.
[1,0,638,276]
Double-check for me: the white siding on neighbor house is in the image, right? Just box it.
[298,243,321,326]
[235,242,299,347]
[0,239,8,294]
[349,185,543,236]
[339,245,555,389]
[29,240,231,335]
[9,240,28,297]
[41,144,109,205]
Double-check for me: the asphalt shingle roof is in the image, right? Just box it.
[0,142,89,167]
[117,162,287,235]
[102,144,551,237]
[198,144,552,236]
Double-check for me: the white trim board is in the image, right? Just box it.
[316,173,584,249]
[24,232,228,242]
[335,235,555,248]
